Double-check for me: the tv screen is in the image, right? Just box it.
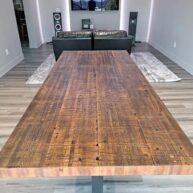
[71,0,119,11]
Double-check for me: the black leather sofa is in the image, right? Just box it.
[53,30,133,60]
[93,30,133,54]
[53,31,92,60]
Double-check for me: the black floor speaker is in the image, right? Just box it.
[129,12,138,44]
[53,12,62,37]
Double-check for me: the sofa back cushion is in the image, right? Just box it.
[94,30,127,38]
[57,31,92,38]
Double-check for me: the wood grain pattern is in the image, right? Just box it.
[0,50,193,177]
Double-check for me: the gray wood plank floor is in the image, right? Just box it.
[0,43,193,192]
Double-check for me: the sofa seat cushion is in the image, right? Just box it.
[57,31,92,38]
[94,30,127,38]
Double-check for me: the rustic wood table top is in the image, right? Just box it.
[0,50,193,178]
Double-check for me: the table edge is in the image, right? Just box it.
[1,165,193,178]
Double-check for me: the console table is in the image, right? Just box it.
[1,51,193,193]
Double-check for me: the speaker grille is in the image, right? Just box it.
[53,12,62,37]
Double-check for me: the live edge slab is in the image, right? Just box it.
[1,50,193,179]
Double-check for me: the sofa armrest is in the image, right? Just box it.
[52,37,92,60]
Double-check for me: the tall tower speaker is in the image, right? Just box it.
[129,12,138,44]
[53,12,62,37]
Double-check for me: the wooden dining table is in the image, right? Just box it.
[1,50,193,193]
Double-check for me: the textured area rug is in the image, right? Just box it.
[26,54,55,84]
[131,52,181,83]
[26,52,181,84]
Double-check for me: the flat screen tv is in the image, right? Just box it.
[71,0,119,11]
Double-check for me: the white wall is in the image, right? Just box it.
[38,0,121,39]
[25,0,151,43]
[39,0,65,42]
[128,0,151,41]
[149,0,193,75]
[38,0,70,42]
[38,0,62,42]
[120,0,151,41]
[23,0,43,48]
[0,0,24,77]
[70,11,120,31]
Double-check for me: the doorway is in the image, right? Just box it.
[13,0,29,47]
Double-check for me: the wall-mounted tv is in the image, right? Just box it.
[71,0,119,11]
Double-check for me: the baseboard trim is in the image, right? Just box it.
[0,53,24,78]
[149,40,193,75]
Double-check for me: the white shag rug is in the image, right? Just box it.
[131,52,181,83]
[26,54,55,84]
